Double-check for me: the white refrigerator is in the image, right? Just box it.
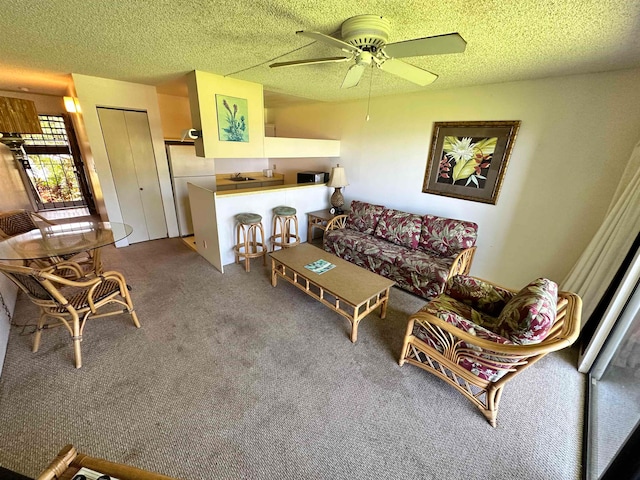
[166,143,217,237]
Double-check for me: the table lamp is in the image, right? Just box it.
[0,96,43,169]
[327,164,349,214]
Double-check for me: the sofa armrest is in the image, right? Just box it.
[446,247,477,278]
[324,214,348,231]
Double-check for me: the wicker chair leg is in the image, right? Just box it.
[398,320,416,366]
[32,311,47,353]
[258,222,266,265]
[70,312,82,369]
[120,284,141,328]
[482,385,504,427]
[73,337,82,369]
[130,310,141,328]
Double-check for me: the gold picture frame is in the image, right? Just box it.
[422,120,521,205]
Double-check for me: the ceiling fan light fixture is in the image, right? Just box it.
[340,14,390,50]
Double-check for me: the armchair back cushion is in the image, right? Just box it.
[345,200,385,235]
[419,215,478,257]
[445,275,516,317]
[497,278,558,344]
[373,208,422,249]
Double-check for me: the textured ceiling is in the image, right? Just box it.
[0,0,639,107]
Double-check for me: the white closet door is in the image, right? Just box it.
[98,108,167,244]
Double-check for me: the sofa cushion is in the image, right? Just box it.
[350,235,406,265]
[324,229,404,268]
[324,228,371,252]
[497,278,558,344]
[373,208,422,249]
[419,215,478,257]
[345,200,385,235]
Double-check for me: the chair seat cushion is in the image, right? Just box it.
[236,213,262,224]
[273,205,296,216]
[413,294,514,382]
[497,278,558,344]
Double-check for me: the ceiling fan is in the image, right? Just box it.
[270,14,467,89]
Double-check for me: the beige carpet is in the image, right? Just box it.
[0,238,585,479]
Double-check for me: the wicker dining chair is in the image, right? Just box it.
[0,209,55,238]
[0,209,99,276]
[0,261,140,368]
[399,275,582,427]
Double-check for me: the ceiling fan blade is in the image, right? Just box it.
[378,58,438,86]
[270,56,351,68]
[383,33,467,58]
[341,63,366,89]
[296,30,361,54]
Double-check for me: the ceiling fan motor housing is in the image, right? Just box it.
[341,15,390,52]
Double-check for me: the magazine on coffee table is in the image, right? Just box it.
[304,259,336,274]
[72,467,120,480]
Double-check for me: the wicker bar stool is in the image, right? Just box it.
[270,205,300,251]
[233,213,267,272]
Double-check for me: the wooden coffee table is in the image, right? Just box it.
[270,243,395,342]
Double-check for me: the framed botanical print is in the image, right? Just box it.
[422,120,521,204]
[215,94,249,142]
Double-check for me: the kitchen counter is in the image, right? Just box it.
[216,171,284,190]
[188,182,330,272]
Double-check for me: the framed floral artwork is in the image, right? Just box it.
[422,120,521,205]
[215,94,249,142]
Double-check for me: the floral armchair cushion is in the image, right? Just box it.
[497,278,558,344]
[414,294,513,382]
[419,215,478,258]
[445,275,517,317]
[373,208,422,249]
[345,200,385,235]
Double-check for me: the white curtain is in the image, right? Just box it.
[562,139,640,326]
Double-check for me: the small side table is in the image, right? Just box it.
[306,209,349,243]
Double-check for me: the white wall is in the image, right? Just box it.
[269,68,640,288]
[72,74,179,240]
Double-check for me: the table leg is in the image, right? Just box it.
[271,258,277,287]
[380,289,390,319]
[307,217,314,243]
[92,247,103,276]
[350,304,361,343]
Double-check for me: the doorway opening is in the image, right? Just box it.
[21,114,95,213]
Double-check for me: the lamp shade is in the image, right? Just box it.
[327,166,349,188]
[0,96,42,134]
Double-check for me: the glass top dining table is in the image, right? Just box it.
[0,221,133,261]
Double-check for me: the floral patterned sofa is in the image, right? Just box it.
[323,200,478,299]
[399,275,581,426]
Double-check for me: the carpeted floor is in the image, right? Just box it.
[0,238,585,479]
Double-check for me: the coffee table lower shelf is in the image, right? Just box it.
[270,247,394,342]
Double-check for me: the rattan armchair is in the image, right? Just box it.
[399,275,581,427]
[0,209,100,276]
[0,262,140,368]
